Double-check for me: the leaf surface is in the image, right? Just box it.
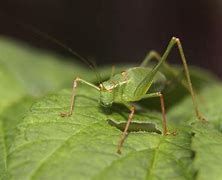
[0,37,92,179]
[192,123,222,180]
[6,86,195,180]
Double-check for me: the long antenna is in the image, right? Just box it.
[24,24,102,83]
[0,12,102,83]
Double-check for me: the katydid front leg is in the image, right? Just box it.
[60,77,100,117]
[117,105,135,154]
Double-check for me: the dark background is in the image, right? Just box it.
[0,0,222,78]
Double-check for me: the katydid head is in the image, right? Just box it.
[99,83,114,107]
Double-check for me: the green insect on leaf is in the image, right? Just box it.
[0,37,222,179]
[60,37,207,154]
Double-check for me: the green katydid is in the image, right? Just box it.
[2,18,206,153]
[60,37,206,154]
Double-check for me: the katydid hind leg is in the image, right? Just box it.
[140,50,190,92]
[140,50,161,67]
[60,77,100,117]
[174,38,206,122]
[150,37,206,122]
[110,65,116,78]
[117,106,135,154]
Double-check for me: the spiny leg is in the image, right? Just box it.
[60,77,100,117]
[140,50,161,67]
[148,37,206,122]
[174,38,206,122]
[140,50,191,92]
[117,106,135,154]
[140,50,181,80]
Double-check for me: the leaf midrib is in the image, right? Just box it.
[145,137,162,179]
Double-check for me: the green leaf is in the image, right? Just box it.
[0,37,93,179]
[0,98,33,180]
[3,86,195,180]
[167,84,222,129]
[0,61,26,113]
[166,84,222,180]
[192,123,222,180]
[0,120,7,179]
[197,85,222,132]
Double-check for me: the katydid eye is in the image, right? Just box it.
[99,84,104,90]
